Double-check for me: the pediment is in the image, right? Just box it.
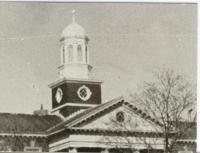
[74,101,161,133]
[48,97,162,134]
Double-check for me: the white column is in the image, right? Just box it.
[60,45,64,65]
[69,148,77,153]
[101,149,109,153]
[82,44,86,63]
[86,44,90,64]
[74,43,77,62]
[133,150,140,153]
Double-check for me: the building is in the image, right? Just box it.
[0,12,196,153]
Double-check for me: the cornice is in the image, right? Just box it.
[49,77,103,88]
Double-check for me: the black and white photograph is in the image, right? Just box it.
[0,2,197,153]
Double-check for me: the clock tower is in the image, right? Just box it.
[49,11,102,117]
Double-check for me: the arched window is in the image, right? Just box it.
[62,46,65,64]
[77,45,83,62]
[67,45,73,62]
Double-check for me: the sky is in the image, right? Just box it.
[0,2,197,114]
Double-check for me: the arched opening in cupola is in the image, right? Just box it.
[77,45,83,62]
[67,45,73,62]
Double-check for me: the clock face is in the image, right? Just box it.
[77,85,92,101]
[55,88,63,103]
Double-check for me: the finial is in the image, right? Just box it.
[40,104,43,110]
[72,9,76,23]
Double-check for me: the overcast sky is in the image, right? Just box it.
[0,2,197,113]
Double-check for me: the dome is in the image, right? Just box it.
[61,22,87,39]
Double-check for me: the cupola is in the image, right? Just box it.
[58,10,91,79]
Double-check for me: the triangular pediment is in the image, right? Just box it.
[76,102,161,133]
[48,96,162,134]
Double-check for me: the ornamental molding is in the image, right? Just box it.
[77,85,92,101]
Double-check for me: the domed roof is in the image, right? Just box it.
[61,22,87,39]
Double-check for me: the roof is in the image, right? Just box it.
[0,113,62,135]
[61,22,86,39]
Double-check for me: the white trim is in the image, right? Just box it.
[24,146,42,152]
[7,0,198,3]
[49,137,70,148]
[178,151,193,153]
[0,133,46,137]
[177,139,196,142]
[49,134,165,152]
[49,143,70,152]
[49,77,102,88]
[51,103,98,113]
[47,128,65,136]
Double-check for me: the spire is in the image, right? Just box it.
[72,9,76,23]
[40,104,43,110]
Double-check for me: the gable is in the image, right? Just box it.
[77,103,161,133]
[48,97,163,135]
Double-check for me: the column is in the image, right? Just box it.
[101,149,109,153]
[69,148,77,153]
[74,43,77,62]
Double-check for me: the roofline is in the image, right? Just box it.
[47,127,165,138]
[0,133,46,137]
[69,127,164,136]
[51,103,98,113]
[66,98,163,128]
[47,128,65,137]
[49,77,103,88]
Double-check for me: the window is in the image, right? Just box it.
[67,45,73,62]
[116,111,125,122]
[62,46,65,64]
[77,45,83,62]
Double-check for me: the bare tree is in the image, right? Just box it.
[102,69,196,153]
[132,69,196,153]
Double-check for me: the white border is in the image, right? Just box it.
[0,0,197,2]
[51,103,98,112]
[197,2,200,153]
[0,0,197,152]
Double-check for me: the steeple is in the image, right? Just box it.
[49,11,102,118]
